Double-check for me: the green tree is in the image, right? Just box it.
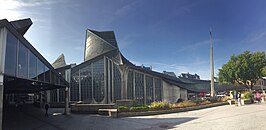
[262,66,266,76]
[218,51,266,90]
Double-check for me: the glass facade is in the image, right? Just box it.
[93,59,105,102]
[28,51,37,79]
[4,30,65,86]
[127,70,134,99]
[5,31,17,76]
[145,75,153,104]
[37,59,45,81]
[50,68,72,103]
[68,57,163,104]
[80,65,92,102]
[71,70,79,101]
[135,72,144,104]
[17,42,28,78]
[3,21,70,107]
[70,58,107,103]
[50,89,57,102]
[44,66,50,83]
[59,89,65,102]
[113,63,121,101]
[155,78,162,101]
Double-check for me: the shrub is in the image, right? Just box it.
[200,100,211,105]
[149,101,171,109]
[117,106,129,112]
[176,99,184,103]
[129,104,149,111]
[206,97,218,103]
[243,91,252,100]
[193,99,204,105]
[176,100,197,107]
[220,96,231,102]
[117,106,129,109]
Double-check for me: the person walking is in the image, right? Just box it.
[45,103,49,116]
[256,92,261,104]
[238,92,242,106]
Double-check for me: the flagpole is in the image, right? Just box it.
[210,28,215,97]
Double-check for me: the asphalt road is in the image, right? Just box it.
[3,102,266,130]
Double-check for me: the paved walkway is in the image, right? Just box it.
[3,103,266,130]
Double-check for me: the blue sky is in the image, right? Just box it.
[1,0,266,79]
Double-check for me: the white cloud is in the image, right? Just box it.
[114,1,142,16]
[175,40,210,53]
[243,31,266,43]
[0,0,56,21]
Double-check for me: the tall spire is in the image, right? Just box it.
[210,28,215,97]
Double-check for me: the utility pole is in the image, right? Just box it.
[210,29,215,97]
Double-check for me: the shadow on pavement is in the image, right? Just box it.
[119,116,197,130]
[3,104,66,130]
[3,104,197,130]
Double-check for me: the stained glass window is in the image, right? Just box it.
[70,70,79,101]
[155,78,162,101]
[146,75,153,104]
[113,63,121,101]
[80,64,92,102]
[135,72,144,104]
[93,59,105,103]
[127,70,134,99]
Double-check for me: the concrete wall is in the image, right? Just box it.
[162,81,181,103]
[180,88,188,100]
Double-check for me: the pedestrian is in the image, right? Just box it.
[238,92,242,106]
[45,103,49,116]
[233,91,237,105]
[256,92,261,104]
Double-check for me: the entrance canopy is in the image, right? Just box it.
[4,76,66,94]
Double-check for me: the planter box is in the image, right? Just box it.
[244,100,252,104]
[70,104,115,114]
[118,102,227,118]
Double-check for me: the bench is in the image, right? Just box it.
[98,109,118,118]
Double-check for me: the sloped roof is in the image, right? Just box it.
[84,29,118,61]
[10,18,32,36]
[52,54,67,69]
[88,29,118,48]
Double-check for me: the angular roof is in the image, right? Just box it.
[88,29,118,48]
[52,54,67,69]
[10,18,32,36]
[84,29,118,61]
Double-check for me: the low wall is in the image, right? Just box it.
[70,104,115,114]
[116,100,135,107]
[118,102,228,117]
